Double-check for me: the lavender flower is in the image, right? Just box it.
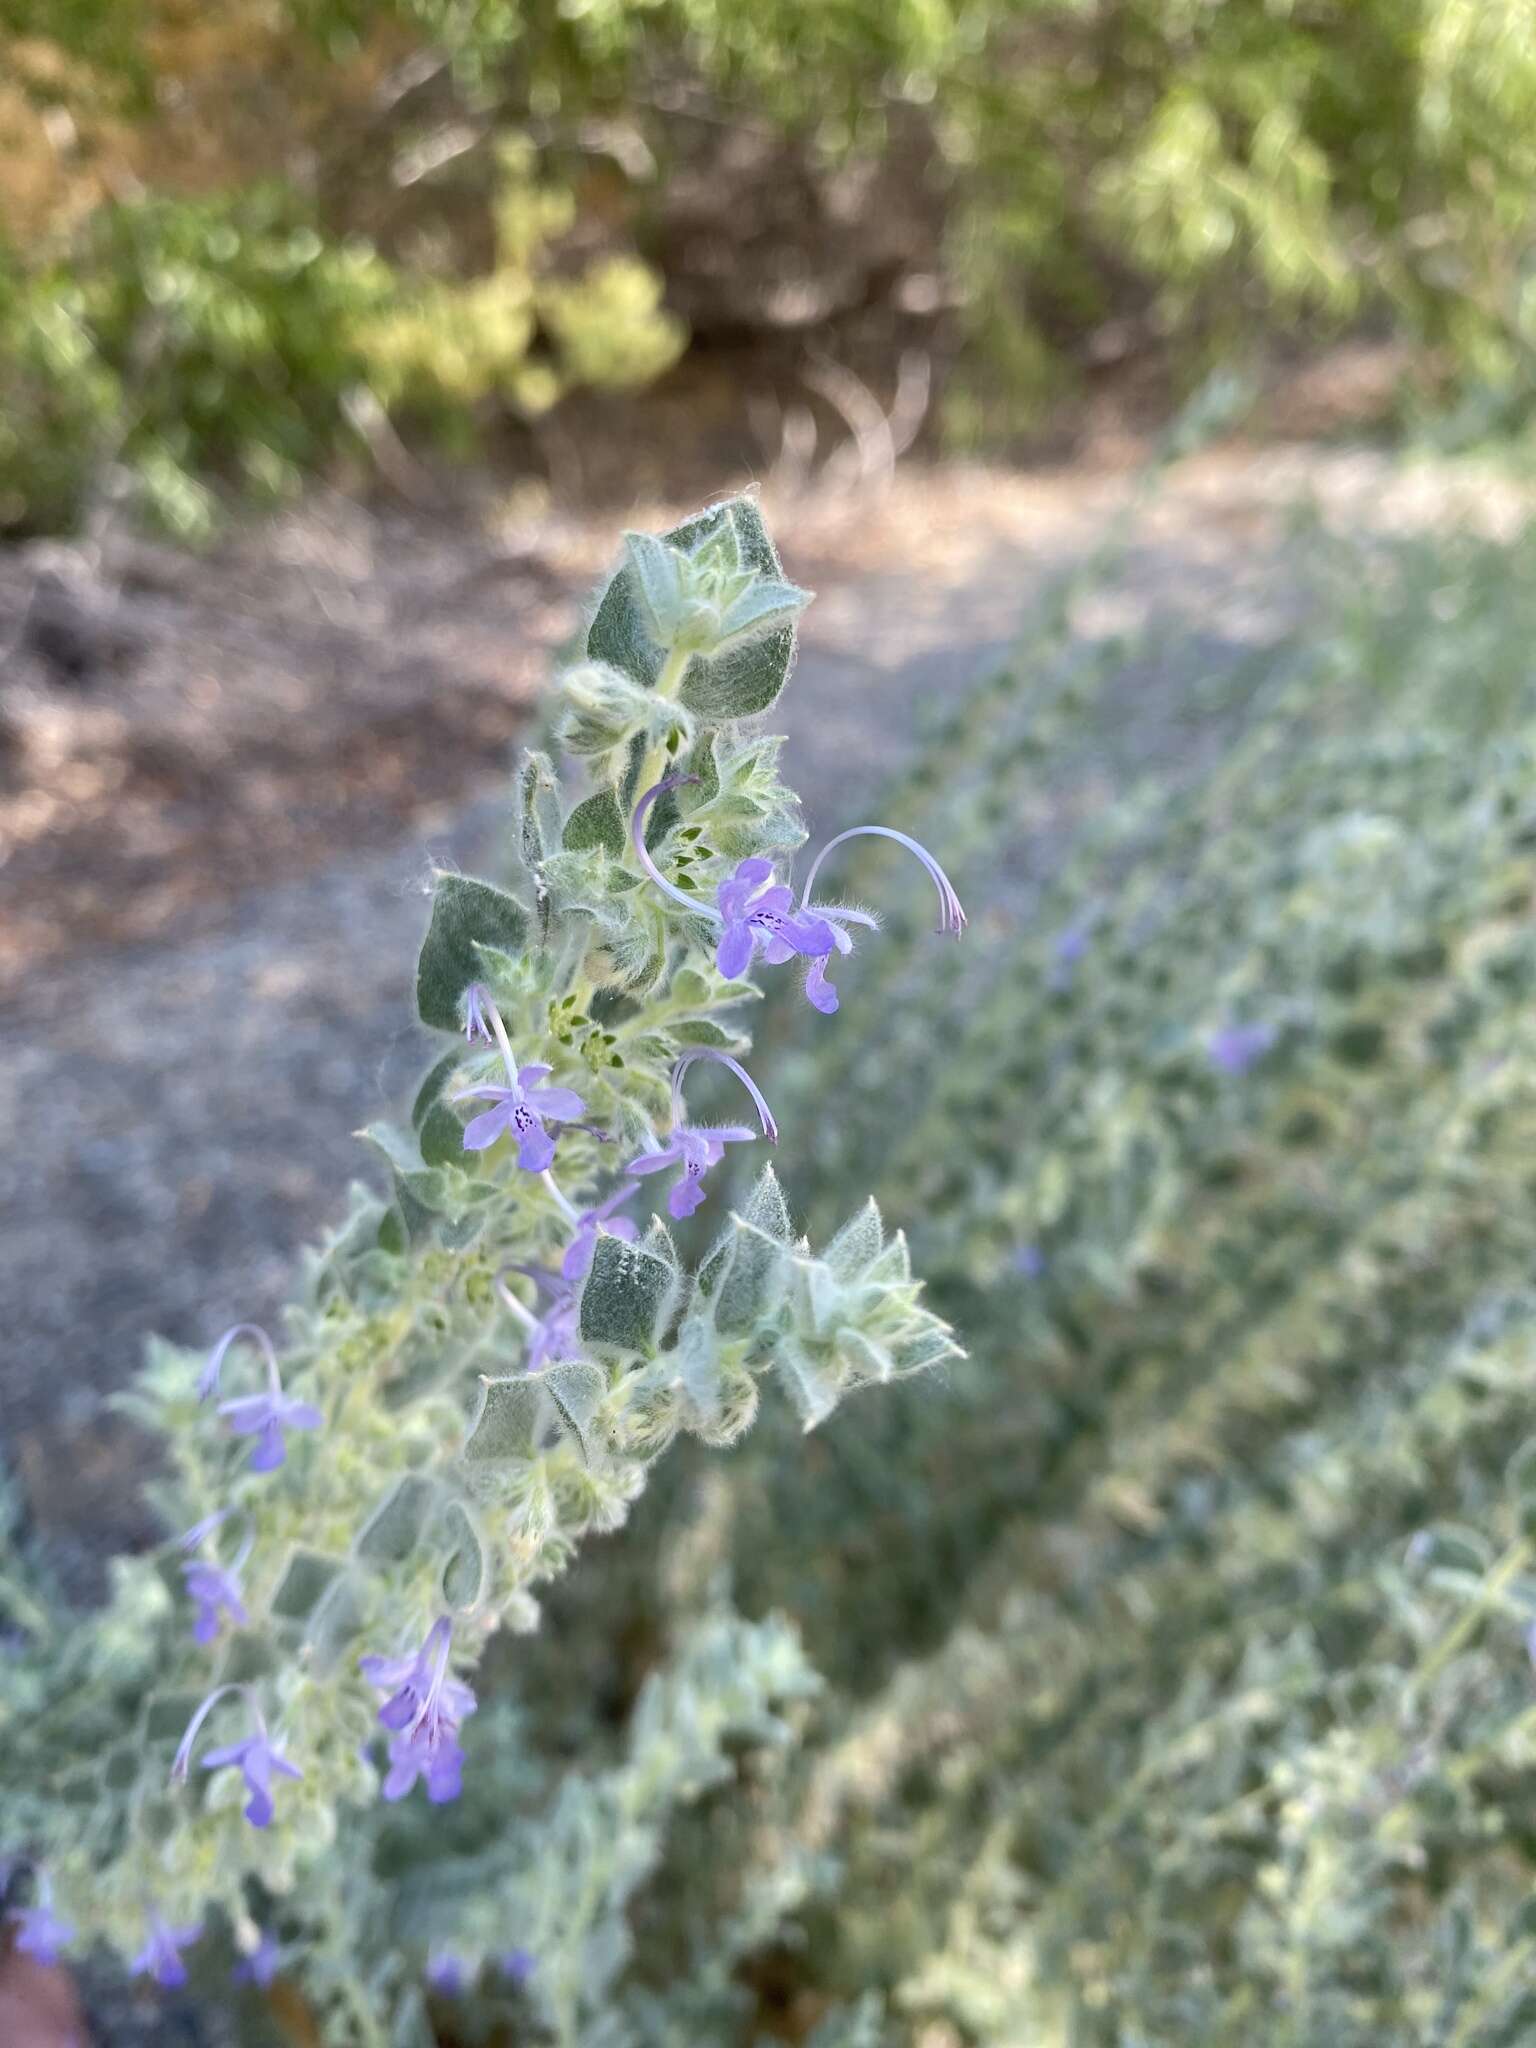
[172,1684,303,1830]
[179,1511,251,1645]
[232,1931,281,1988]
[714,858,837,980]
[560,1182,641,1283]
[452,988,585,1168]
[626,1050,776,1221]
[8,1901,74,1966]
[1014,1244,1047,1280]
[630,776,836,987]
[181,1558,249,1645]
[501,1947,536,1986]
[1208,1021,1276,1076]
[198,1325,321,1473]
[360,1617,477,1806]
[133,1913,202,1989]
[497,1268,582,1372]
[427,1950,468,1995]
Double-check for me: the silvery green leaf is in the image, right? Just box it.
[270,1550,346,1622]
[675,1312,724,1427]
[356,1475,436,1564]
[580,1233,680,1357]
[440,1502,484,1606]
[624,529,687,641]
[713,578,811,653]
[563,788,627,856]
[834,1326,894,1383]
[823,1199,885,1280]
[718,1215,789,1338]
[775,1335,840,1432]
[463,1376,542,1463]
[518,748,562,866]
[678,624,798,721]
[416,875,528,1032]
[540,1360,609,1463]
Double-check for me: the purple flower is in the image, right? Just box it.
[172,1684,302,1830]
[133,1914,202,1989]
[233,1931,281,1988]
[626,1050,777,1220]
[630,778,964,1017]
[1014,1244,1046,1280]
[1208,1022,1276,1076]
[201,1731,303,1829]
[181,1559,248,1645]
[217,1388,323,1474]
[713,858,837,981]
[560,1182,641,1283]
[496,1267,582,1371]
[9,1902,74,1966]
[427,1950,468,1995]
[629,1126,758,1220]
[455,1063,586,1170]
[501,1947,536,1986]
[199,1325,322,1472]
[360,1617,477,1807]
[630,777,836,984]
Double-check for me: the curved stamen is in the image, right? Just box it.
[198,1325,280,1403]
[670,1049,778,1143]
[478,995,521,1091]
[801,826,967,938]
[171,1683,261,1783]
[631,775,717,918]
[540,1170,579,1223]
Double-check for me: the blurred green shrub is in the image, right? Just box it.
[0,150,681,538]
[7,0,1536,530]
[511,467,1536,2040]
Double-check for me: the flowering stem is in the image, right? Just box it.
[670,1049,778,1143]
[541,1171,579,1223]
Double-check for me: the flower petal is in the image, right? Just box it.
[715,920,755,981]
[461,1104,514,1151]
[527,1085,584,1121]
[626,1148,680,1177]
[515,1124,557,1173]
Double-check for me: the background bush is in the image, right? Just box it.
[6,0,1536,531]
[509,468,1536,2042]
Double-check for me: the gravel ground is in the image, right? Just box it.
[2,447,1523,1595]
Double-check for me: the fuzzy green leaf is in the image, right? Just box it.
[416,875,527,1033]
[580,1232,680,1357]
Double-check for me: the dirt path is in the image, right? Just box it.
[1,448,1521,1587]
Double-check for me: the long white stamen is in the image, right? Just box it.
[632,775,720,919]
[541,1170,579,1223]
[494,1272,541,1334]
[481,996,521,1092]
[801,826,967,938]
[670,1049,778,1143]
